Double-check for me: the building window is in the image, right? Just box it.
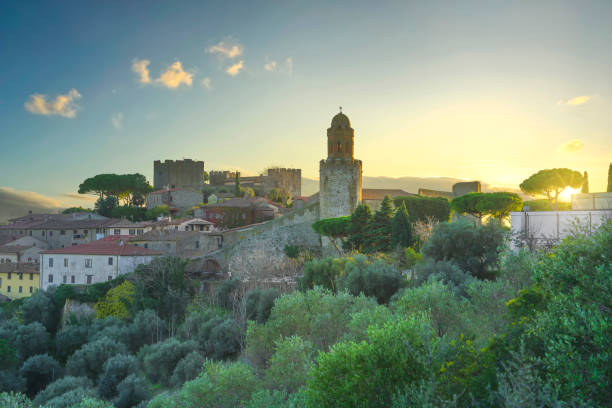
[19,273,23,280]
[42,231,46,236]
[137,229,143,235]
[73,230,77,234]
[195,241,200,249]
[48,274,53,283]
[7,272,11,279]
[63,275,67,283]
[83,230,88,234]
[49,231,53,236]
[96,228,101,233]
[29,273,33,280]
[108,257,113,266]
[60,230,66,235]
[114,229,121,235]
[85,259,92,268]
[64,258,68,267]
[86,275,93,285]
[49,258,54,267]
[29,287,33,293]
[108,276,112,281]
[144,244,148,249]
[19,286,22,293]
[29,231,32,236]
[7,286,10,293]
[71,275,75,283]
[129,229,135,235]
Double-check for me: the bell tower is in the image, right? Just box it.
[319,109,363,220]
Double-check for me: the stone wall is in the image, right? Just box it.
[198,202,321,279]
[265,168,302,198]
[154,159,204,191]
[319,158,362,219]
[452,181,481,197]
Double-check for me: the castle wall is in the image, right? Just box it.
[265,168,302,198]
[154,159,204,191]
[319,159,362,219]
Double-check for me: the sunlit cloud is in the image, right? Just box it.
[558,95,591,106]
[226,60,244,76]
[132,59,151,84]
[156,61,193,88]
[206,39,243,59]
[111,113,124,130]
[264,57,292,74]
[559,139,584,152]
[201,77,212,89]
[264,60,277,72]
[24,89,81,118]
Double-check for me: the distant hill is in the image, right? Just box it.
[301,176,523,198]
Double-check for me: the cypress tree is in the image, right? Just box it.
[581,171,589,193]
[346,204,373,252]
[234,172,241,197]
[608,163,612,192]
[391,201,412,248]
[368,196,394,252]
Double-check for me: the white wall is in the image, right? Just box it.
[510,210,612,249]
[40,253,157,290]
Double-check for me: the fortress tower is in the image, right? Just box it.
[319,110,362,219]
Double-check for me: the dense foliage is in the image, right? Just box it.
[392,195,451,223]
[451,192,522,221]
[1,219,610,407]
[519,168,583,209]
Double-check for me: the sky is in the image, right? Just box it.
[0,0,611,210]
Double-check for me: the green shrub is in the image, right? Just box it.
[206,319,242,360]
[55,324,89,363]
[21,291,58,333]
[176,361,260,408]
[298,257,347,292]
[32,376,92,407]
[307,316,432,408]
[113,374,150,408]
[139,338,198,386]
[97,354,137,399]
[66,337,128,380]
[414,260,474,295]
[265,336,314,394]
[170,351,205,387]
[422,219,507,280]
[393,196,451,223]
[19,354,63,397]
[0,392,33,408]
[13,322,50,360]
[246,288,281,323]
[338,255,405,304]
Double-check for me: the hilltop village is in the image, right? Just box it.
[1,112,611,408]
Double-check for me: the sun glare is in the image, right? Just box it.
[558,186,582,202]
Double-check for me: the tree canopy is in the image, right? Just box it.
[78,174,153,206]
[312,217,351,254]
[519,168,583,210]
[451,192,522,222]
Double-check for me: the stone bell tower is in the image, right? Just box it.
[319,109,363,219]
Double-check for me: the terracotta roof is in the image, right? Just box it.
[106,220,154,228]
[0,218,116,231]
[43,241,161,256]
[0,245,35,254]
[129,229,210,242]
[0,263,39,274]
[362,189,415,200]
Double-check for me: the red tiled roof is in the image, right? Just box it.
[0,245,35,254]
[43,241,161,256]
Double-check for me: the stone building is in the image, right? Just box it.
[146,188,203,213]
[209,168,302,198]
[319,111,362,219]
[153,159,204,191]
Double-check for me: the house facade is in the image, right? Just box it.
[0,263,39,300]
[40,241,160,290]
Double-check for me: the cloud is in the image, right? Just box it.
[559,139,584,152]
[558,95,591,106]
[201,77,212,89]
[132,59,151,84]
[206,39,243,59]
[226,60,244,76]
[264,60,277,72]
[61,193,97,202]
[156,61,193,88]
[111,112,124,130]
[0,187,62,223]
[24,89,81,118]
[264,57,292,74]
